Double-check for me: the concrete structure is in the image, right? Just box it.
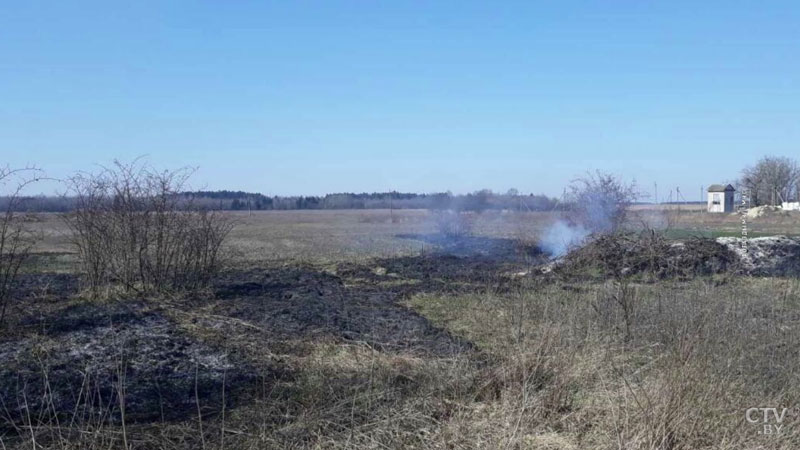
[707,184,735,213]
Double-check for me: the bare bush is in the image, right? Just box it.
[0,166,41,328]
[65,160,233,296]
[567,171,639,234]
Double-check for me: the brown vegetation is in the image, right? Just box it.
[2,208,800,449]
[555,231,739,281]
[0,167,41,328]
[65,161,233,296]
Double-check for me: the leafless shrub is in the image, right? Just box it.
[567,170,639,234]
[65,160,233,296]
[590,279,640,342]
[0,166,41,328]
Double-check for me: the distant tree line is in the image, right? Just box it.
[0,189,558,212]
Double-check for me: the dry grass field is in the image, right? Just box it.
[28,207,800,262]
[3,208,800,449]
[26,209,555,266]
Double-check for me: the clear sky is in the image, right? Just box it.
[2,1,799,199]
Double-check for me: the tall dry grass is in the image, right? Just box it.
[410,277,800,449]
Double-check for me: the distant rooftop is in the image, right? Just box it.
[708,184,735,192]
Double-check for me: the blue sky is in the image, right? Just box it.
[2,1,799,199]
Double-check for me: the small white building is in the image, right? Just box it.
[707,184,735,213]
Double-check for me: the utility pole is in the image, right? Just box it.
[654,182,658,204]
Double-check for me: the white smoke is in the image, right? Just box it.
[539,220,590,258]
[538,171,639,258]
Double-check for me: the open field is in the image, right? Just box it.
[3,208,800,449]
[25,207,800,263]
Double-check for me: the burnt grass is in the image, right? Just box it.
[213,266,470,355]
[4,233,797,447]
[3,232,780,443]
[0,250,535,438]
[1,295,260,429]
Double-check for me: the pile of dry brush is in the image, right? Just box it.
[556,230,740,280]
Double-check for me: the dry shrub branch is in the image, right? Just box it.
[65,160,233,296]
[567,171,639,234]
[0,166,41,328]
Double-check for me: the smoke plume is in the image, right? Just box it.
[539,171,638,258]
[539,220,590,258]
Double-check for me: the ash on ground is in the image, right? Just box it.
[717,236,800,277]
